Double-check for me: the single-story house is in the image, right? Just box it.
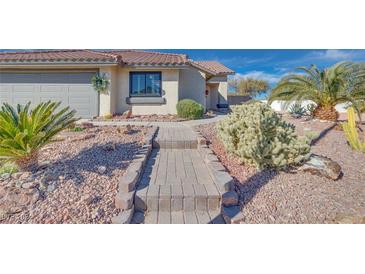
[0,50,235,118]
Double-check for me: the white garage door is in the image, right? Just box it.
[0,71,98,118]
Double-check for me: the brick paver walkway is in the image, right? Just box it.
[134,127,226,224]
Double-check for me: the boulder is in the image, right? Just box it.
[299,154,341,180]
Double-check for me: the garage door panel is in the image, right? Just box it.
[0,85,11,101]
[40,85,64,92]
[0,72,98,118]
[12,85,39,106]
[12,85,38,93]
[68,85,94,92]
[0,85,11,92]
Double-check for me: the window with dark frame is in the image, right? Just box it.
[129,72,162,97]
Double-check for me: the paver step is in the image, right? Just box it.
[131,209,226,224]
[135,183,221,212]
[153,127,198,149]
[153,139,198,149]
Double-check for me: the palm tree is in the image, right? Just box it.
[268,62,365,121]
[0,101,78,171]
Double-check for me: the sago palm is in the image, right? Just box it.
[0,101,78,171]
[269,62,365,121]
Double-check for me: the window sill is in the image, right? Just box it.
[126,97,166,105]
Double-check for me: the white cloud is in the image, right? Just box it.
[309,49,357,60]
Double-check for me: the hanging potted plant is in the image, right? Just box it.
[92,73,110,94]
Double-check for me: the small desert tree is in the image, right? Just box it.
[229,77,269,96]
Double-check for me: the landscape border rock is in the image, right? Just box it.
[112,126,158,224]
[194,131,242,224]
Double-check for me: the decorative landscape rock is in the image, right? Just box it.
[112,207,134,224]
[197,136,207,146]
[47,183,56,193]
[111,126,157,224]
[222,191,239,207]
[103,142,116,151]
[118,170,139,193]
[121,110,132,119]
[115,191,134,210]
[1,125,149,224]
[221,205,245,224]
[1,173,10,180]
[0,186,40,220]
[97,166,107,174]
[299,154,341,180]
[37,161,50,170]
[21,181,38,189]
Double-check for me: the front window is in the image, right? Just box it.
[130,72,161,97]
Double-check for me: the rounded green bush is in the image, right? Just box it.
[176,99,204,120]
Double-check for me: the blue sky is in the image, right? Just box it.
[2,49,365,86]
[151,49,365,85]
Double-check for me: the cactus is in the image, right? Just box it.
[216,101,311,170]
[342,107,365,152]
[288,103,306,118]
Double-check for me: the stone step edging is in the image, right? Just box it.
[111,126,158,224]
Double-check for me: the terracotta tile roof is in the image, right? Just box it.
[0,50,234,76]
[102,50,188,65]
[189,60,235,75]
[0,49,118,63]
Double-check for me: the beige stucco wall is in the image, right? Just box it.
[99,66,118,116]
[178,67,206,110]
[115,68,179,115]
[218,78,228,105]
[100,67,228,116]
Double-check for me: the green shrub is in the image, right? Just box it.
[306,103,316,117]
[0,101,78,171]
[288,103,306,118]
[216,101,311,170]
[72,126,84,132]
[176,99,204,120]
[0,162,18,175]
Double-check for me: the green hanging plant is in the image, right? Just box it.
[91,73,109,94]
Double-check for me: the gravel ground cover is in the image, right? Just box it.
[197,115,365,224]
[0,125,149,224]
[94,112,217,123]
